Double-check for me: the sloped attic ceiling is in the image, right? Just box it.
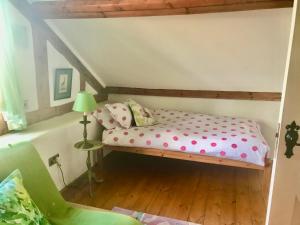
[47,8,292,92]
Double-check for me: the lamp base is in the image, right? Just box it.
[74,141,94,149]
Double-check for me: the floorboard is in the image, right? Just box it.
[62,152,267,225]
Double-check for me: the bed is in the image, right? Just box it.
[102,108,270,170]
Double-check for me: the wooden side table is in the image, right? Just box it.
[74,140,104,197]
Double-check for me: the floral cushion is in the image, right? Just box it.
[105,103,133,129]
[126,99,155,127]
[92,107,121,130]
[0,169,51,225]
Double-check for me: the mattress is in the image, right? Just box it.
[103,109,270,166]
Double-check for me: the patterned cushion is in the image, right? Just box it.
[0,170,51,225]
[105,103,133,129]
[126,99,155,127]
[92,107,121,130]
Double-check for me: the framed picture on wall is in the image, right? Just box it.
[54,68,73,100]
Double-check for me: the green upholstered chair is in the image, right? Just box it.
[0,142,142,225]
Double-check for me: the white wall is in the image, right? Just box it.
[0,110,102,190]
[9,2,86,112]
[109,94,280,156]
[48,9,292,154]
[47,42,81,107]
[48,8,292,92]
[32,113,100,190]
[9,3,38,112]
[4,2,101,190]
[8,2,292,185]
[86,83,98,95]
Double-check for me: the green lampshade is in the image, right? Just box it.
[73,91,97,113]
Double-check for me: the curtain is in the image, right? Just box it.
[0,1,27,130]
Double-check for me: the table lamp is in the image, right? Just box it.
[73,91,97,149]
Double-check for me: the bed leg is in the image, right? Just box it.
[95,147,105,182]
[262,159,273,205]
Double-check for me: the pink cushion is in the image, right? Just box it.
[105,103,133,129]
[92,107,120,130]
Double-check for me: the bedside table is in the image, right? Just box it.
[74,140,104,197]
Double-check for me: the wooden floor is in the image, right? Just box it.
[62,152,267,225]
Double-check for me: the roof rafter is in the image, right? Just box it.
[32,0,294,19]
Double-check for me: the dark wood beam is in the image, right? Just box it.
[31,0,293,19]
[10,0,107,101]
[32,25,51,109]
[106,87,282,101]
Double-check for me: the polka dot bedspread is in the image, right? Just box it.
[102,109,270,166]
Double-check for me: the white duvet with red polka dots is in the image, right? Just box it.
[103,109,270,166]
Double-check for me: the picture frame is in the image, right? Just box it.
[54,68,73,100]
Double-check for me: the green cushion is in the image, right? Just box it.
[0,169,51,225]
[127,99,156,127]
[0,142,141,225]
[0,142,69,219]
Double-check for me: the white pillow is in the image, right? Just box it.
[105,103,133,129]
[92,107,120,130]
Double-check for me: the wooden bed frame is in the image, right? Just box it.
[103,145,272,203]
[103,145,270,171]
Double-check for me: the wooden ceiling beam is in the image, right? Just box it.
[32,0,293,19]
[106,87,282,101]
